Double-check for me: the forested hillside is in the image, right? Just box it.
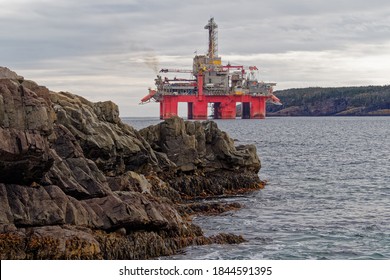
[267,85,390,116]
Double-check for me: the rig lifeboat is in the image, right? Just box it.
[269,94,282,105]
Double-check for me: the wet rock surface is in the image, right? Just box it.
[0,67,263,259]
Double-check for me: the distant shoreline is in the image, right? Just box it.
[266,85,390,117]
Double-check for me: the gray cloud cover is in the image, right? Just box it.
[1,0,390,116]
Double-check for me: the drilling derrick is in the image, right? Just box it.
[205,17,218,59]
[140,18,281,120]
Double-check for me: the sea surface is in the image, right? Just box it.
[124,116,390,260]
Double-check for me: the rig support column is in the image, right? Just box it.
[191,101,208,119]
[250,97,266,119]
[220,100,236,119]
[161,96,178,119]
[159,102,164,119]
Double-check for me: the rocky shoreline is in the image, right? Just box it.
[0,67,264,259]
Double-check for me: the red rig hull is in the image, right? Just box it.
[159,94,267,120]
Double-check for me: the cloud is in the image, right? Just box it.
[1,0,390,117]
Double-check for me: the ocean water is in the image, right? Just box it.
[124,116,390,260]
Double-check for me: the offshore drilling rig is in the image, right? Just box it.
[140,17,281,119]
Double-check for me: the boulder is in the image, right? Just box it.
[140,116,263,197]
[140,116,260,172]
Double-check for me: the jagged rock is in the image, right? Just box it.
[178,201,242,216]
[140,116,263,197]
[0,67,262,259]
[107,171,153,193]
[0,79,54,184]
[0,79,53,133]
[50,91,160,175]
[0,184,13,225]
[0,226,102,259]
[0,128,53,184]
[0,67,24,82]
[140,116,260,172]
[46,124,111,199]
[5,184,66,227]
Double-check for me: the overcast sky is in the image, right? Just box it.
[1,0,390,117]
